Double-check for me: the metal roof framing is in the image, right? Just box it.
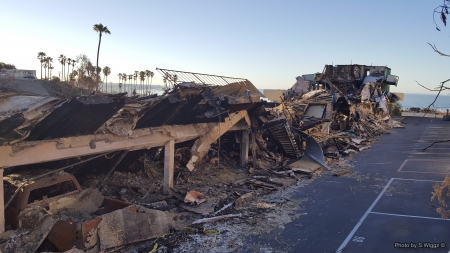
[156,68,248,88]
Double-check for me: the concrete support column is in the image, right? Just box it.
[240,130,249,167]
[251,132,257,169]
[0,168,4,233]
[163,140,175,195]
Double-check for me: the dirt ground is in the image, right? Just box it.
[70,149,366,253]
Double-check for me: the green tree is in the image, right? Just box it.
[0,63,16,69]
[103,66,111,93]
[172,74,178,86]
[93,23,111,83]
[162,73,172,90]
[37,52,46,79]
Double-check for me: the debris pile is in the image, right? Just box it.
[0,65,404,252]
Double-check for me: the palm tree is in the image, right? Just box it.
[37,52,46,79]
[49,66,54,79]
[43,58,48,80]
[133,71,138,92]
[58,55,65,81]
[128,75,133,95]
[66,58,72,81]
[120,73,125,94]
[93,23,111,83]
[145,70,151,95]
[149,71,154,94]
[46,57,53,80]
[123,73,128,94]
[139,71,145,95]
[118,73,122,93]
[103,66,111,93]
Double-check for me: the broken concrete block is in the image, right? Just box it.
[97,205,170,250]
[18,205,51,229]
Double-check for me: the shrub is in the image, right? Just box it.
[390,102,402,116]
[50,76,60,83]
[409,107,421,113]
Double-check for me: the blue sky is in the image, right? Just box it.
[1,0,450,94]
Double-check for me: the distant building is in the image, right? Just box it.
[6,69,36,78]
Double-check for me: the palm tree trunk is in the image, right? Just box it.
[40,62,43,80]
[96,34,102,84]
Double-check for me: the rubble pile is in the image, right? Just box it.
[0,65,404,252]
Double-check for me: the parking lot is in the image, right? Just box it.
[250,117,450,253]
[339,118,450,253]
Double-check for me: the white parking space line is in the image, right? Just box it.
[369,212,449,221]
[336,178,394,253]
[337,177,445,252]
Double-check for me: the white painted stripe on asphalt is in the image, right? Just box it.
[336,178,394,253]
[370,212,449,221]
[391,178,443,183]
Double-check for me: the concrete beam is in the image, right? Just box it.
[240,130,249,167]
[163,140,175,195]
[186,110,251,171]
[0,124,216,168]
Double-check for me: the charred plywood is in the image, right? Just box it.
[0,95,63,145]
[135,94,206,128]
[25,96,125,141]
[0,113,25,145]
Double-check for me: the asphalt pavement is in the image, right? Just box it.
[247,116,450,253]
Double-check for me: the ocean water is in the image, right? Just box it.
[99,84,450,111]
[99,83,166,95]
[399,93,450,111]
